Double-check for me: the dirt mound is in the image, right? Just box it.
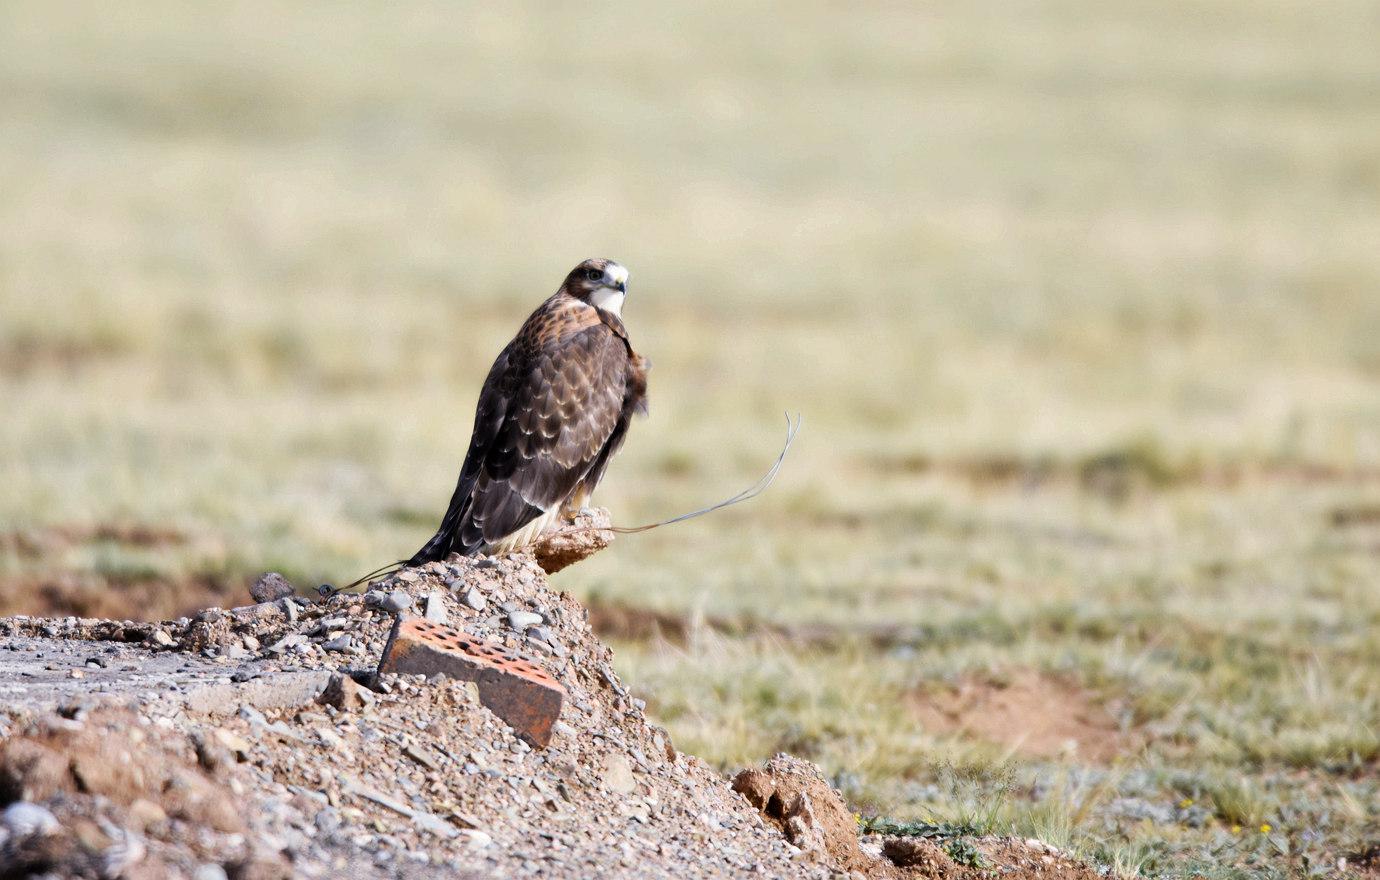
[730,755,1102,880]
[733,754,873,873]
[0,541,833,878]
[1,521,1103,878]
[909,671,1138,763]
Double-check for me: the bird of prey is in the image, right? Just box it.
[409,258,649,564]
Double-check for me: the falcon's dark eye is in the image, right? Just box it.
[584,268,603,282]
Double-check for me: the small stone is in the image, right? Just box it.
[267,634,306,653]
[250,572,294,603]
[238,705,268,728]
[462,588,487,611]
[423,592,448,625]
[242,635,260,652]
[314,808,341,834]
[212,728,251,761]
[602,754,637,794]
[403,742,442,771]
[195,608,223,624]
[2,801,59,838]
[279,597,299,623]
[507,611,542,630]
[322,635,354,653]
[363,591,386,608]
[129,798,168,827]
[381,591,413,614]
[319,673,372,711]
[526,626,553,644]
[412,811,456,838]
[192,732,232,773]
[193,866,229,880]
[151,629,175,648]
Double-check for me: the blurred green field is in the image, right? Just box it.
[2,2,1379,875]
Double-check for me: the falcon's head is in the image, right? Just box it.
[564,258,629,317]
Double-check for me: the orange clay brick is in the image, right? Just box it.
[377,617,566,748]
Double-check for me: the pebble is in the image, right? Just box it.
[602,754,637,794]
[423,592,448,625]
[381,591,413,614]
[507,611,542,630]
[150,629,175,648]
[322,635,354,653]
[320,673,372,711]
[267,634,306,653]
[250,572,295,603]
[2,801,59,838]
[314,808,342,834]
[238,705,268,728]
[192,866,229,880]
[279,598,299,623]
[462,588,487,611]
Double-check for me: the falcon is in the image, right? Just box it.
[408,258,649,564]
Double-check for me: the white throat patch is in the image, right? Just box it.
[590,287,625,317]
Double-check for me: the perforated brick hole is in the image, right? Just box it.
[377,617,566,748]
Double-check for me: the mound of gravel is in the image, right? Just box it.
[0,515,1099,879]
[0,532,836,878]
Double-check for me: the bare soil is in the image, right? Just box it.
[909,671,1139,764]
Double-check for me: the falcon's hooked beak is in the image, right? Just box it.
[605,264,629,294]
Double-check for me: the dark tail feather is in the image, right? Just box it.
[408,523,454,566]
[407,471,475,566]
[330,471,476,594]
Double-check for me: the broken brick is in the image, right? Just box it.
[377,618,566,748]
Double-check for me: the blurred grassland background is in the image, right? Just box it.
[2,2,1379,876]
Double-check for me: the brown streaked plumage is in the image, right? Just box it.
[409,258,649,564]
